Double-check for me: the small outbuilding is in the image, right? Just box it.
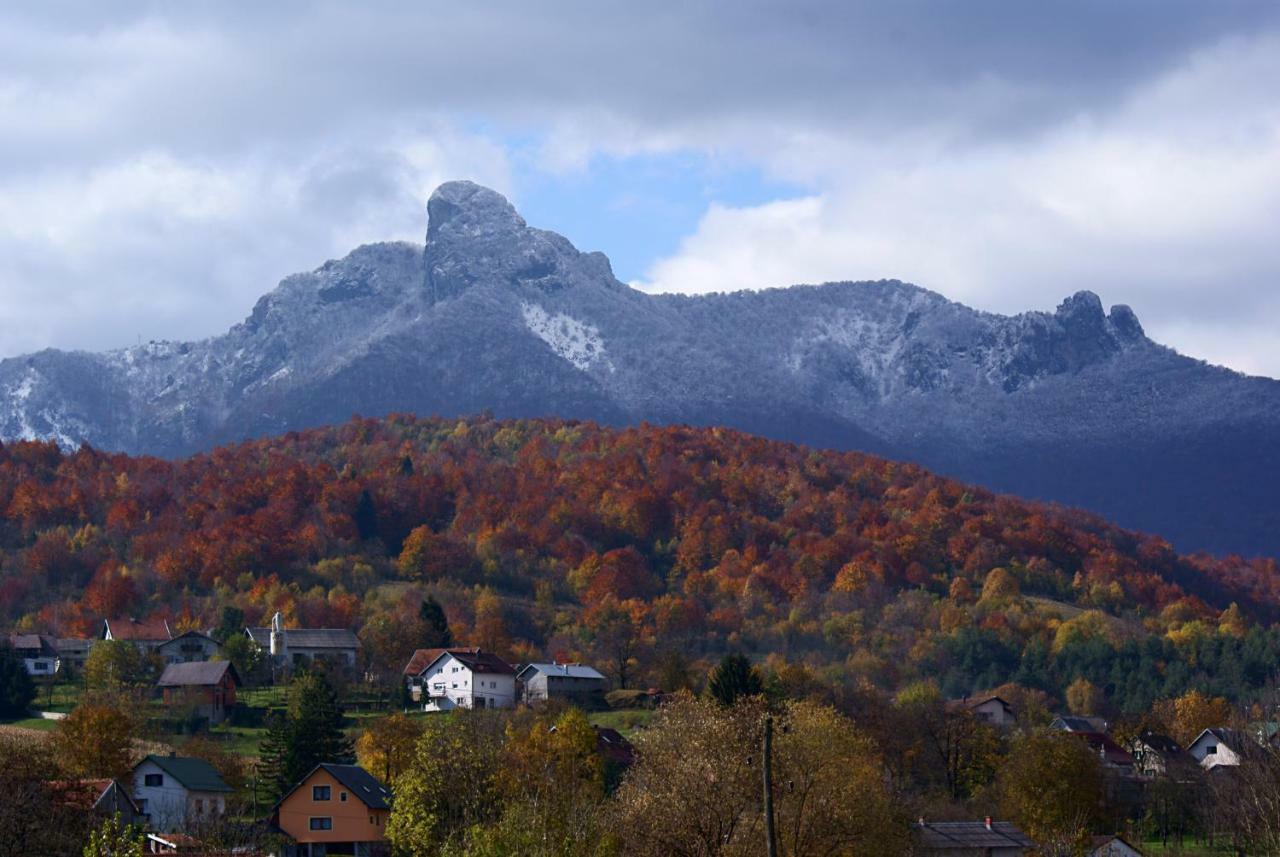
[518,662,608,704]
[156,660,239,724]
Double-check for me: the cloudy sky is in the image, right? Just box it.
[3,2,1279,374]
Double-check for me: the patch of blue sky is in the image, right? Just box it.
[509,147,803,283]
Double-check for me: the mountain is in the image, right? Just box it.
[2,181,1279,556]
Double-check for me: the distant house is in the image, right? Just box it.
[946,695,1016,727]
[1127,731,1197,778]
[1089,834,1145,856]
[1070,731,1136,772]
[8,633,59,676]
[130,754,232,832]
[272,763,390,857]
[1188,727,1245,769]
[518,662,608,704]
[593,726,635,767]
[55,637,94,674]
[403,647,480,702]
[157,661,240,724]
[157,631,221,665]
[915,818,1034,855]
[1051,714,1109,733]
[246,612,358,669]
[50,778,145,826]
[414,649,516,710]
[104,617,173,652]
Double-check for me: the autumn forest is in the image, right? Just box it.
[1,413,1278,717]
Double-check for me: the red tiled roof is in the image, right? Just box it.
[104,617,172,642]
[1073,731,1136,766]
[403,646,480,676]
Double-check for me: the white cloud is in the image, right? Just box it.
[636,30,1280,374]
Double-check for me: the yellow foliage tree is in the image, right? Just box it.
[1065,677,1103,716]
[52,702,135,779]
[979,567,1020,603]
[356,713,424,788]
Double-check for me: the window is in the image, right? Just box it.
[340,792,348,802]
[490,681,497,688]
[313,785,331,801]
[1206,745,1218,755]
[144,773,163,787]
[309,817,333,831]
[194,799,204,813]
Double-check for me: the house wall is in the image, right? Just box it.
[277,769,388,845]
[420,654,515,710]
[158,636,220,664]
[524,673,605,702]
[971,699,1014,726]
[1189,735,1241,768]
[130,760,226,832]
[22,656,58,676]
[161,675,237,723]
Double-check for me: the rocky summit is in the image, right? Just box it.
[3,180,1279,555]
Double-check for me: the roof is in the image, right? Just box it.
[1052,715,1108,733]
[157,631,219,648]
[420,648,516,676]
[105,617,172,642]
[157,660,239,688]
[1090,834,1144,855]
[136,755,233,792]
[1134,731,1182,755]
[404,646,480,676]
[246,626,359,650]
[55,637,94,653]
[1073,732,1136,767]
[8,633,57,655]
[1191,727,1247,752]
[277,764,390,811]
[518,662,607,681]
[49,778,139,814]
[945,695,1012,714]
[916,820,1034,850]
[593,726,635,766]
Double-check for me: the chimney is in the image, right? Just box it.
[984,817,993,831]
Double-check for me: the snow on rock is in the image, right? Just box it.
[521,303,611,371]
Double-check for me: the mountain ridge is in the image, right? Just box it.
[3,180,1279,556]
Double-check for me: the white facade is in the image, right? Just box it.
[130,759,228,832]
[1188,729,1242,769]
[157,632,221,665]
[420,652,516,711]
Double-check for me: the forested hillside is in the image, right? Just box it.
[3,414,1279,712]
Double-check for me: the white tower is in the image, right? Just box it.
[269,611,288,662]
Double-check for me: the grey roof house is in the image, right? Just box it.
[915,819,1034,856]
[518,662,608,703]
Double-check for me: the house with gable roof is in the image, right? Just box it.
[403,646,480,702]
[1188,727,1246,769]
[129,754,232,832]
[517,661,607,704]
[412,648,516,710]
[156,660,239,724]
[272,763,391,857]
[104,617,173,652]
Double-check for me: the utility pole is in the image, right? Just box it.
[763,715,778,857]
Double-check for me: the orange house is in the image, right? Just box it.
[273,764,391,857]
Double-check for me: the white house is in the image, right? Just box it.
[156,631,221,665]
[1188,727,1245,769]
[129,754,232,832]
[946,695,1016,727]
[8,634,59,676]
[416,649,516,711]
[246,612,358,669]
[517,662,607,704]
[1088,834,1145,857]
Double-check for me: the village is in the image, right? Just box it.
[5,613,1279,857]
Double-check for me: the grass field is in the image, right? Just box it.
[1143,838,1239,855]
[589,708,653,736]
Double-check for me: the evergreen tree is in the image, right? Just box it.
[418,596,453,648]
[0,642,36,718]
[258,673,354,796]
[707,653,763,707]
[257,710,296,798]
[211,606,245,644]
[353,489,379,540]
